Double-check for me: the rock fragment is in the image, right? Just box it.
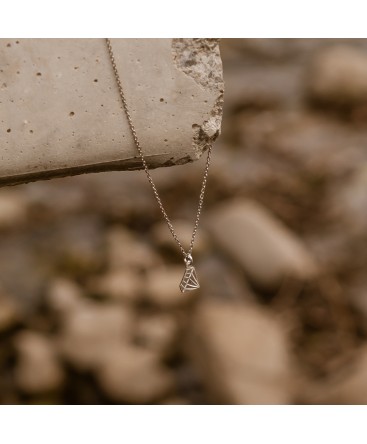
[134,313,178,355]
[106,227,161,271]
[304,347,367,404]
[151,219,209,255]
[207,199,317,290]
[187,300,293,404]
[308,45,367,108]
[14,331,64,394]
[58,302,133,370]
[96,344,175,404]
[46,278,85,315]
[0,291,20,332]
[0,190,28,229]
[145,266,196,308]
[89,269,143,302]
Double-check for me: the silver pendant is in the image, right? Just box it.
[179,254,200,293]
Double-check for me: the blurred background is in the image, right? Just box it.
[1,38,367,404]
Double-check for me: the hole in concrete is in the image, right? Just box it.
[6,129,11,133]
[94,79,98,82]
[29,130,33,134]
[6,43,11,47]
[69,111,75,117]
[74,66,79,70]
[16,41,19,44]
[36,72,42,76]
[160,98,164,102]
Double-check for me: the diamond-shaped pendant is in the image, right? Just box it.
[179,263,200,293]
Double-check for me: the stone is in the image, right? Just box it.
[46,278,85,315]
[307,45,367,107]
[161,397,189,405]
[187,300,292,404]
[151,219,209,255]
[13,331,64,394]
[145,266,196,308]
[223,38,317,61]
[89,269,143,302]
[345,275,367,321]
[78,171,158,220]
[46,215,104,275]
[304,347,367,404]
[106,227,161,271]
[134,313,178,355]
[331,165,367,236]
[0,234,48,308]
[197,255,255,302]
[24,178,87,216]
[206,199,317,290]
[0,38,223,187]
[0,190,28,229]
[265,112,367,178]
[0,290,19,332]
[58,301,133,370]
[96,344,175,404]
[222,65,302,112]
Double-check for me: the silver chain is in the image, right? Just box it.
[106,38,212,262]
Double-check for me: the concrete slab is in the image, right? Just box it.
[0,38,223,186]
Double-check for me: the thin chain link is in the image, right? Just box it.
[106,38,212,261]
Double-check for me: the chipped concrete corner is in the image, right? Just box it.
[172,39,224,159]
[0,38,224,187]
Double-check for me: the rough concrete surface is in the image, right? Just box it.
[0,39,223,186]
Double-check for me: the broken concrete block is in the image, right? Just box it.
[0,39,223,186]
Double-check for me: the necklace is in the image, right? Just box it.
[106,38,212,293]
